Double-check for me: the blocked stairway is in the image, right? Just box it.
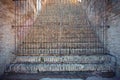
[3,0,115,80]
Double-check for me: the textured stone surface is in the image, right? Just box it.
[19,43,103,49]
[18,0,104,57]
[13,55,112,64]
[0,0,46,76]
[86,76,119,80]
[9,1,114,76]
[41,78,83,80]
[6,63,115,73]
[107,16,120,77]
[18,48,106,55]
[0,25,15,75]
[81,0,120,77]
[1,0,117,79]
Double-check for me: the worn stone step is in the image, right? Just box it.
[23,38,99,43]
[31,31,96,37]
[17,48,107,55]
[36,16,88,21]
[39,6,85,16]
[33,36,97,39]
[2,71,116,80]
[38,15,87,20]
[33,24,91,28]
[6,63,115,73]
[31,26,95,34]
[19,43,103,49]
[36,18,88,25]
[39,4,86,17]
[13,55,112,64]
[30,26,93,31]
[27,29,96,34]
[28,34,97,39]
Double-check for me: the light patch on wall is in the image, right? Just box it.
[70,0,77,4]
[78,0,82,2]
[70,0,82,4]
[36,0,42,13]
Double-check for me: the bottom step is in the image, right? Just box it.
[6,63,115,73]
[2,71,115,80]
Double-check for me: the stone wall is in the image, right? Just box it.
[81,0,107,46]
[0,0,15,76]
[106,0,120,76]
[81,0,120,77]
[0,0,44,76]
[0,25,15,76]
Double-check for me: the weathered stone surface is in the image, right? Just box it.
[19,43,103,49]
[0,0,45,76]
[17,48,106,55]
[1,0,117,79]
[0,25,15,75]
[41,78,83,80]
[86,76,119,80]
[81,0,120,76]
[6,63,115,73]
[13,55,112,64]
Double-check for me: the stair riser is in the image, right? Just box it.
[6,63,115,73]
[28,35,97,39]
[29,27,94,33]
[18,48,106,55]
[37,20,88,24]
[23,39,99,43]
[28,32,94,36]
[19,43,103,49]
[13,55,111,64]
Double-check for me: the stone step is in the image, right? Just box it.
[30,30,96,37]
[28,36,97,40]
[23,38,99,43]
[31,26,94,34]
[29,31,95,37]
[38,15,87,20]
[13,55,112,64]
[37,16,88,20]
[33,24,91,28]
[26,26,97,36]
[17,48,107,55]
[19,43,103,49]
[35,17,88,24]
[2,71,115,80]
[40,9,84,15]
[6,63,115,73]
[39,4,85,17]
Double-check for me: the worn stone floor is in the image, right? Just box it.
[40,76,120,80]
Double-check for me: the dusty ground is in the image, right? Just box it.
[40,76,120,80]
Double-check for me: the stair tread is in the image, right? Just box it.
[13,55,112,64]
[19,42,103,49]
[17,48,107,55]
[6,63,115,73]
[2,71,115,80]
[22,40,100,43]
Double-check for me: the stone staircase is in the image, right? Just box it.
[2,1,115,80]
